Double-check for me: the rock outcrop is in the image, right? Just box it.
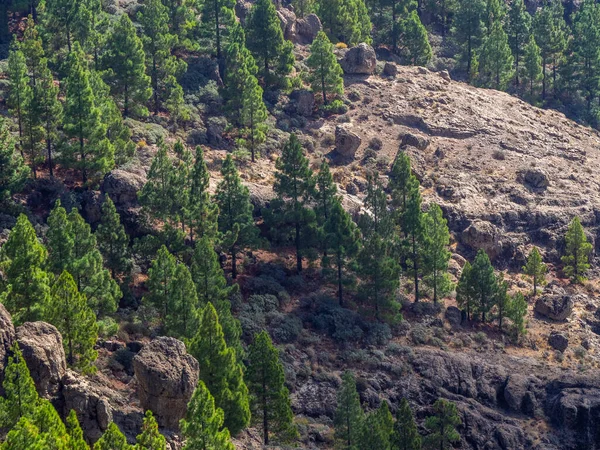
[0,304,15,395]
[335,124,362,159]
[548,331,569,352]
[16,322,67,398]
[133,337,199,429]
[339,43,377,74]
[102,169,146,211]
[277,7,322,44]
[534,287,577,321]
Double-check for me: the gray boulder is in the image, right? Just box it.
[290,89,315,116]
[401,132,430,150]
[383,62,398,77]
[461,220,503,260]
[445,306,462,327]
[133,337,199,429]
[340,43,377,75]
[548,331,569,352]
[296,14,322,44]
[518,168,550,189]
[535,290,576,321]
[335,124,362,158]
[102,169,146,210]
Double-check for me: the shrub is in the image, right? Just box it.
[321,99,347,115]
[310,297,364,344]
[97,317,119,339]
[335,42,348,49]
[368,137,383,150]
[112,348,135,375]
[365,322,392,346]
[245,275,287,299]
[574,345,587,359]
[270,313,303,343]
[473,332,488,345]
[410,324,430,345]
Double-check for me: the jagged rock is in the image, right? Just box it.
[401,132,430,150]
[439,70,451,81]
[504,374,538,415]
[235,0,252,24]
[518,168,550,189]
[61,370,114,442]
[0,304,15,395]
[383,62,398,77]
[535,291,576,321]
[461,220,503,260]
[445,306,462,327]
[290,89,315,116]
[548,332,569,352]
[335,124,362,158]
[339,43,377,74]
[295,14,322,44]
[246,182,275,215]
[102,169,146,211]
[133,337,199,430]
[16,322,67,399]
[292,379,338,417]
[277,7,297,42]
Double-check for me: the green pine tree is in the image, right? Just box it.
[506,292,528,341]
[270,134,317,273]
[391,398,421,450]
[31,399,68,448]
[334,371,364,450]
[422,204,453,303]
[306,31,344,105]
[136,410,166,450]
[46,200,74,275]
[423,399,461,450]
[245,0,295,87]
[188,303,250,436]
[506,0,531,86]
[214,155,260,279]
[0,118,29,202]
[0,343,40,430]
[165,263,198,340]
[1,417,46,449]
[402,11,432,65]
[455,261,474,322]
[315,160,339,224]
[246,331,298,445]
[138,0,187,116]
[561,216,593,284]
[390,152,412,211]
[7,39,30,157]
[522,246,547,296]
[522,34,542,98]
[402,176,426,302]
[478,21,514,90]
[317,0,372,45]
[469,249,498,323]
[66,410,89,450]
[0,214,50,323]
[144,245,177,319]
[47,271,98,374]
[239,73,268,162]
[494,273,509,331]
[188,146,218,243]
[359,401,393,450]
[102,14,152,117]
[452,0,485,79]
[180,381,235,450]
[96,196,133,280]
[198,0,235,77]
[63,42,114,185]
[322,200,361,306]
[94,422,132,450]
[35,64,62,178]
[361,172,392,237]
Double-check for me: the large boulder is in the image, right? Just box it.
[295,14,322,44]
[289,89,315,116]
[101,169,146,211]
[461,220,503,260]
[277,7,297,42]
[535,287,578,321]
[548,331,569,352]
[335,124,362,159]
[0,304,15,395]
[16,322,67,398]
[340,43,377,75]
[401,132,430,150]
[133,337,199,429]
[518,168,550,190]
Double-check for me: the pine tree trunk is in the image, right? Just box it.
[231,246,237,279]
[337,252,343,306]
[295,220,302,273]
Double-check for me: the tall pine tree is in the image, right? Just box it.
[334,371,364,450]
[306,31,344,105]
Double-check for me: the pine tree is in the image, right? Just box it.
[21,16,44,88]
[246,331,297,445]
[145,245,177,318]
[403,11,432,65]
[239,74,268,162]
[315,161,339,224]
[72,0,107,65]
[306,31,344,105]
[323,200,361,306]
[165,263,198,340]
[245,0,294,87]
[453,0,485,78]
[391,398,421,450]
[180,381,235,450]
[136,410,166,450]
[188,146,218,243]
[494,273,508,331]
[359,401,393,450]
[138,0,187,116]
[506,292,527,341]
[534,0,567,99]
[403,175,425,303]
[94,422,132,450]
[1,417,47,449]
[455,261,474,322]
[271,134,317,273]
[357,233,400,321]
[561,216,593,284]
[334,371,364,450]
[390,151,412,211]
[102,14,152,117]
[32,399,68,448]
[0,118,29,202]
[478,21,514,90]
[47,271,98,374]
[63,42,114,185]
[522,246,547,296]
[361,172,392,238]
[422,204,452,303]
[0,343,39,430]
[188,303,250,436]
[470,249,498,323]
[36,64,62,178]
[0,214,50,323]
[214,155,260,279]
[67,209,121,315]
[96,196,133,280]
[198,0,236,77]
[506,0,531,86]
[7,40,30,156]
[317,0,372,45]
[423,399,461,450]
[522,34,542,98]
[426,0,456,38]
[66,410,89,450]
[46,200,74,276]
[483,0,506,35]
